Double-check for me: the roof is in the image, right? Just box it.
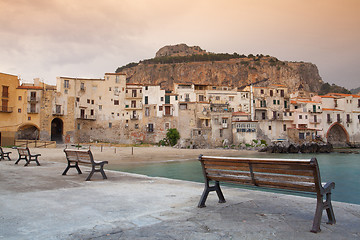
[326,93,360,98]
[58,76,104,81]
[322,108,343,111]
[17,86,43,90]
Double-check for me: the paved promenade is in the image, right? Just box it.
[0,147,359,239]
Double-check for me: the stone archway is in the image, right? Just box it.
[17,124,40,140]
[326,123,349,147]
[51,118,63,143]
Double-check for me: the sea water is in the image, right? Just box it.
[108,151,360,205]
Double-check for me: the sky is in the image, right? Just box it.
[1,0,359,89]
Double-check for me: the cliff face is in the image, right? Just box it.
[156,44,207,58]
[119,45,323,92]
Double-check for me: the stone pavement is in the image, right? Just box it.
[0,157,359,240]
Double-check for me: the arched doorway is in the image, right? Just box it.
[326,123,349,147]
[51,118,63,143]
[17,124,40,140]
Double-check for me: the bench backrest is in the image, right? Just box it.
[64,149,94,164]
[199,155,322,193]
[0,147,4,154]
[17,147,30,156]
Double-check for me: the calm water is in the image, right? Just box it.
[107,151,360,205]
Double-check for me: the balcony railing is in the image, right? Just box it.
[130,114,139,120]
[76,113,96,120]
[27,107,40,114]
[310,119,322,124]
[27,96,40,102]
[125,103,143,110]
[125,92,143,99]
[52,109,64,116]
[327,118,332,123]
[346,119,352,123]
[0,106,13,113]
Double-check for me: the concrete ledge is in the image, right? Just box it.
[0,159,359,240]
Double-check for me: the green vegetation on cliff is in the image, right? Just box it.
[319,83,351,95]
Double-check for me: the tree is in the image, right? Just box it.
[166,128,180,146]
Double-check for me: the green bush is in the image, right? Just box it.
[166,128,180,146]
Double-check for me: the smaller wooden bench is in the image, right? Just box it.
[63,149,108,181]
[0,147,11,161]
[198,155,336,233]
[15,147,41,166]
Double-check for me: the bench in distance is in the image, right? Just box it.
[63,149,108,181]
[198,155,335,233]
[0,146,11,161]
[15,147,41,166]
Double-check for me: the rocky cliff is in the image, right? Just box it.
[117,44,324,92]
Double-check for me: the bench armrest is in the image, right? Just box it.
[322,182,335,194]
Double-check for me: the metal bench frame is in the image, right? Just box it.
[198,155,336,233]
[15,147,41,166]
[0,147,11,161]
[63,149,108,181]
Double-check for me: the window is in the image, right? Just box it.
[215,96,220,100]
[161,97,164,101]
[148,123,154,132]
[220,129,223,137]
[145,107,150,116]
[260,89,264,94]
[109,122,112,128]
[280,90,284,97]
[91,100,94,104]
[18,96,22,101]
[262,112,266,120]
[132,89,137,97]
[165,123,170,130]
[179,103,187,110]
[327,114,331,122]
[229,96,234,101]
[18,108,21,113]
[145,96,148,104]
[145,86,148,90]
[299,132,305,139]
[114,100,119,105]
[80,82,85,90]
[76,97,80,102]
[28,116,31,120]
[87,99,90,104]
[99,105,102,110]
[109,87,112,91]
[273,100,276,105]
[299,115,303,119]
[269,126,272,130]
[283,124,287,131]
[305,115,308,119]
[135,124,139,129]
[64,80,69,89]
[115,75,119,83]
[77,123,81,130]
[159,106,163,111]
[337,114,341,122]
[90,109,94,116]
[131,100,136,108]
[165,95,170,104]
[277,100,280,105]
[270,90,273,97]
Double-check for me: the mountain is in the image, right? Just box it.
[350,86,360,95]
[116,44,324,92]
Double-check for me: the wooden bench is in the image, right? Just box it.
[0,146,11,161]
[63,149,108,181]
[15,147,41,166]
[198,155,336,233]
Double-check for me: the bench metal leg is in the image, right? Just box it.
[311,196,324,233]
[62,162,82,175]
[15,156,27,165]
[86,163,108,181]
[325,192,336,225]
[198,181,226,208]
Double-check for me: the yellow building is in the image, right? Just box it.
[0,73,48,146]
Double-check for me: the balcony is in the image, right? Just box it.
[27,107,40,114]
[327,118,332,123]
[76,113,96,120]
[0,106,13,113]
[346,119,352,123]
[27,96,40,102]
[125,92,143,99]
[125,103,143,110]
[130,114,139,120]
[222,123,228,128]
[52,109,64,116]
[310,118,322,124]
[337,118,342,123]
